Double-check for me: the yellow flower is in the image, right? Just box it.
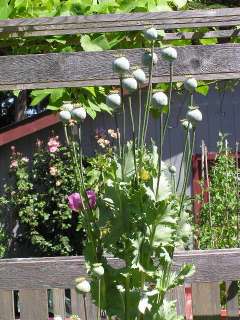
[139,168,150,181]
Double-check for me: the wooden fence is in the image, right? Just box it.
[0,249,239,319]
[1,5,240,320]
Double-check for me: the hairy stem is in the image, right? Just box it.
[176,126,190,192]
[156,113,163,197]
[129,96,138,184]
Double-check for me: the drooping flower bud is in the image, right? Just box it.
[133,68,146,84]
[59,110,71,123]
[106,93,121,108]
[75,277,91,294]
[161,47,177,62]
[181,119,193,131]
[92,263,105,277]
[144,27,158,41]
[112,57,130,74]
[122,77,138,93]
[71,107,87,122]
[186,106,203,127]
[152,92,168,108]
[184,77,198,92]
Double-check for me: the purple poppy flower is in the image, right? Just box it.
[68,193,82,212]
[68,190,97,212]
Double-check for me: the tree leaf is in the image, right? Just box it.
[80,35,110,51]
[0,0,12,19]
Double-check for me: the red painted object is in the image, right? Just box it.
[0,112,60,146]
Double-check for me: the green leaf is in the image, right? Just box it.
[0,0,12,19]
[172,0,188,8]
[196,84,209,96]
[31,92,50,106]
[199,38,218,45]
[80,35,110,52]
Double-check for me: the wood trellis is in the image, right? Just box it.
[0,6,240,320]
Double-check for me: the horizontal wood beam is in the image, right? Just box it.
[0,113,59,146]
[0,249,239,289]
[0,8,240,38]
[0,44,239,91]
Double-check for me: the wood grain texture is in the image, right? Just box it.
[166,286,185,316]
[226,281,239,318]
[71,289,82,316]
[19,289,48,320]
[52,288,65,319]
[0,44,240,91]
[0,290,15,320]
[192,283,221,319]
[0,256,124,289]
[0,8,240,38]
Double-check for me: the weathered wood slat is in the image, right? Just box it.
[19,289,48,320]
[0,8,240,38]
[226,281,239,319]
[166,286,185,316]
[71,288,82,316]
[52,288,66,319]
[0,290,15,320]
[1,249,240,290]
[192,283,221,319]
[0,44,240,91]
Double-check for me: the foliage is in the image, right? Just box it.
[0,0,214,121]
[199,133,240,249]
[0,138,87,256]
[55,31,201,319]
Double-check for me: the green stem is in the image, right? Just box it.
[124,276,130,320]
[114,112,121,158]
[120,76,126,180]
[162,62,173,144]
[97,279,101,320]
[83,294,88,320]
[156,113,163,197]
[141,42,155,148]
[129,96,138,184]
[138,85,142,148]
[176,126,190,192]
[179,128,196,214]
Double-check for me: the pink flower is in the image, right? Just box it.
[68,193,82,212]
[68,190,97,212]
[48,137,60,153]
[10,160,18,169]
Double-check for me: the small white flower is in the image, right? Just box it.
[144,27,158,41]
[161,47,177,62]
[113,57,130,74]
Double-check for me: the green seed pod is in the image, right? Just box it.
[122,77,138,93]
[161,47,177,62]
[184,78,198,92]
[75,277,91,294]
[59,110,71,123]
[113,57,130,74]
[186,107,203,126]
[106,93,121,108]
[144,27,158,41]
[92,263,104,277]
[133,68,146,84]
[71,107,86,122]
[152,92,168,108]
